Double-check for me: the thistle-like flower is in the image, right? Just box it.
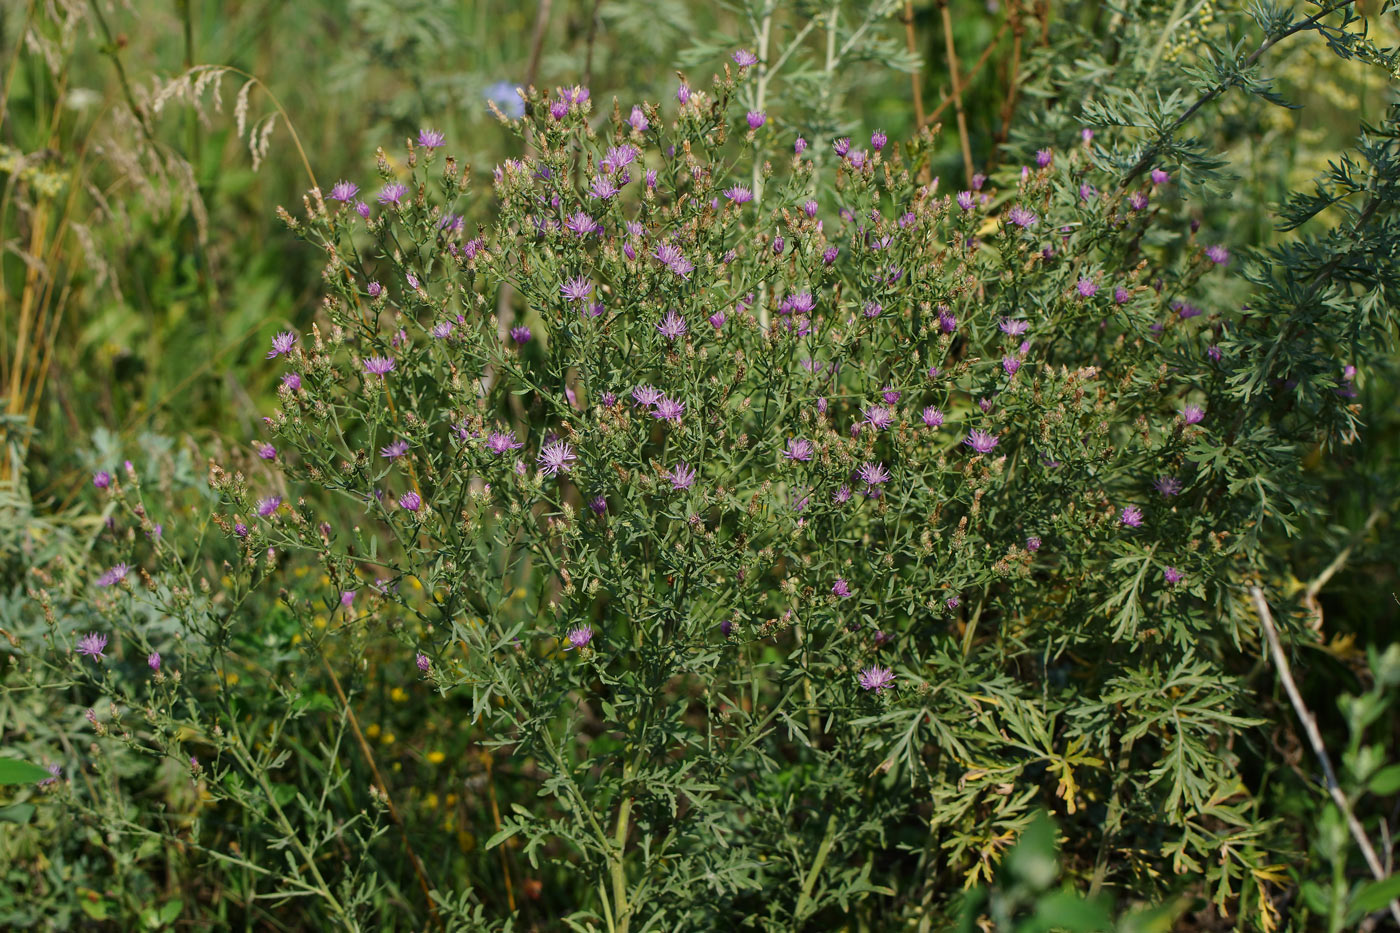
[537,440,577,476]
[1120,505,1144,527]
[96,563,129,587]
[486,431,524,455]
[784,438,814,461]
[267,331,296,359]
[858,665,895,692]
[380,440,410,459]
[669,462,696,490]
[398,491,422,512]
[378,183,408,206]
[363,356,396,377]
[964,429,999,454]
[328,180,359,202]
[417,128,445,149]
[77,633,108,660]
[257,496,281,517]
[656,311,688,342]
[652,397,685,424]
[566,626,594,650]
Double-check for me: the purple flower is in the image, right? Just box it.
[510,326,532,345]
[834,137,851,157]
[858,462,890,487]
[234,522,248,537]
[367,281,383,298]
[645,169,658,189]
[329,180,359,202]
[431,321,454,339]
[267,331,296,359]
[997,318,1029,337]
[1113,287,1130,305]
[832,578,851,598]
[946,596,961,609]
[96,562,129,587]
[1205,245,1230,266]
[355,201,371,219]
[77,632,108,659]
[871,130,887,151]
[1164,566,1184,584]
[256,442,277,461]
[669,462,696,490]
[656,310,688,341]
[1207,345,1223,362]
[882,386,901,404]
[723,185,753,203]
[677,82,691,104]
[939,309,957,333]
[417,128,445,149]
[652,396,685,424]
[1180,405,1205,425]
[1129,191,1148,211]
[378,183,408,206]
[1154,476,1183,497]
[566,626,594,650]
[1076,278,1098,298]
[486,431,524,455]
[1080,183,1097,201]
[148,651,161,670]
[93,470,112,489]
[964,429,999,454]
[1003,356,1022,376]
[416,652,431,672]
[340,590,356,608]
[1150,169,1170,185]
[561,276,593,302]
[398,491,422,512]
[564,211,599,237]
[363,356,396,377]
[380,440,410,459]
[601,145,637,174]
[822,246,839,264]
[1027,536,1042,552]
[257,496,281,517]
[612,390,662,421]
[586,175,619,201]
[733,48,758,66]
[957,191,975,211]
[537,440,577,476]
[1006,206,1037,228]
[772,236,785,255]
[628,105,649,132]
[709,311,726,330]
[1035,148,1052,168]
[1120,505,1144,528]
[858,665,894,692]
[833,484,852,504]
[921,407,944,428]
[794,137,808,155]
[746,111,766,130]
[863,405,893,431]
[784,438,814,461]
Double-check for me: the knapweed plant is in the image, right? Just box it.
[11,1,1400,928]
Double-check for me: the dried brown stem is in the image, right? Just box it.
[1250,587,1400,927]
[937,0,974,188]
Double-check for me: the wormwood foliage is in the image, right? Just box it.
[5,0,1400,929]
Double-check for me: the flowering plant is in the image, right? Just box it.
[10,0,1400,928]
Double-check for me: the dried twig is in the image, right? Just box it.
[903,0,926,126]
[937,0,975,187]
[1250,586,1400,927]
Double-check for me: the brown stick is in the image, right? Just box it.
[937,0,974,188]
[904,0,926,126]
[1250,587,1400,927]
[997,0,1024,151]
[922,18,1009,128]
[318,654,441,925]
[524,0,553,92]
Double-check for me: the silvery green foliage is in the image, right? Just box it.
[8,0,1400,929]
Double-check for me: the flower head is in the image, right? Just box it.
[398,491,422,512]
[417,128,445,149]
[628,105,649,132]
[510,326,532,345]
[561,276,593,302]
[486,431,524,454]
[77,632,108,659]
[999,318,1030,336]
[363,356,396,377]
[832,578,851,598]
[566,626,594,650]
[863,405,894,431]
[964,429,999,454]
[256,442,277,461]
[1154,476,1183,497]
[746,111,766,130]
[1076,278,1098,298]
[631,384,663,408]
[537,440,577,476]
[723,185,753,204]
[656,310,688,341]
[1205,245,1230,266]
[1006,206,1038,228]
[380,440,410,459]
[784,438,814,461]
[922,407,944,428]
[668,462,696,490]
[256,496,281,517]
[858,665,895,692]
[652,396,685,424]
[1180,405,1205,425]
[378,183,408,206]
[1120,505,1144,528]
[329,180,359,202]
[1164,566,1184,584]
[733,48,758,66]
[267,331,296,359]
[858,461,891,487]
[148,651,161,671]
